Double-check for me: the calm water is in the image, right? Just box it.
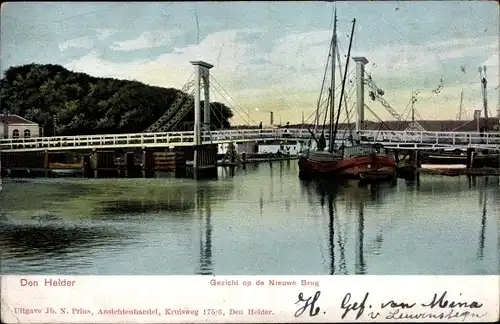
[1,161,499,275]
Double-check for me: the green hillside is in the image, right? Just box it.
[0,63,234,136]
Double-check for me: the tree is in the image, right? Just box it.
[0,64,234,136]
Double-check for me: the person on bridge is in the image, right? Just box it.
[259,122,262,129]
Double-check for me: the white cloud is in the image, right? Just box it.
[265,30,331,71]
[58,30,118,52]
[59,36,95,51]
[64,50,148,78]
[480,54,499,88]
[93,28,119,41]
[110,29,183,51]
[64,28,499,123]
[363,36,498,78]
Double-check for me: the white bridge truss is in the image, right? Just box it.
[0,129,499,152]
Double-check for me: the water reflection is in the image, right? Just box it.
[355,199,366,274]
[1,164,498,275]
[196,185,213,275]
[100,198,193,215]
[304,179,390,275]
[219,166,235,178]
[477,187,487,260]
[0,217,136,273]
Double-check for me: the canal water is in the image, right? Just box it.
[0,161,498,275]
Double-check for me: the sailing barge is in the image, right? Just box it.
[299,144,397,180]
[298,12,396,181]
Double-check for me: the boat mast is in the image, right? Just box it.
[328,8,337,153]
[458,89,464,121]
[411,90,415,123]
[479,66,488,132]
[332,19,356,147]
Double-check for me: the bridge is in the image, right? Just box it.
[1,57,499,179]
[1,128,499,152]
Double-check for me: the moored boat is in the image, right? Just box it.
[298,8,351,179]
[298,151,343,175]
[336,144,397,179]
[297,11,396,182]
[299,144,397,180]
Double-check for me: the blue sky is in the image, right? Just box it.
[1,1,498,125]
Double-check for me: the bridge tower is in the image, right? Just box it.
[352,57,368,132]
[190,61,217,178]
[191,61,214,144]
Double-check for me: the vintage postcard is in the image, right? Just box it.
[0,1,499,323]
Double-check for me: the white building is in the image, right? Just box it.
[217,140,304,155]
[0,114,40,139]
[257,140,303,155]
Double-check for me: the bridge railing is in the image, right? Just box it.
[210,128,287,141]
[0,131,196,151]
[358,130,500,147]
[1,128,499,152]
[0,128,299,151]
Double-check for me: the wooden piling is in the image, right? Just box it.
[82,155,92,178]
[142,149,154,178]
[152,151,186,176]
[193,144,218,179]
[126,152,135,177]
[92,150,98,178]
[466,148,474,169]
[414,150,421,185]
[44,150,49,177]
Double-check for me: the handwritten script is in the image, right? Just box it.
[294,290,487,321]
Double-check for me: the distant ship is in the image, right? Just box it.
[298,10,396,182]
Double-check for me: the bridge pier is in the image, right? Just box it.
[152,149,186,177]
[0,151,45,177]
[193,144,218,179]
[90,150,117,178]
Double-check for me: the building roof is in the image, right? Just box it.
[0,114,38,125]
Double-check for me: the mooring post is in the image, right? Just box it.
[466,148,474,169]
[126,152,135,178]
[413,149,421,184]
[92,149,98,178]
[82,154,89,178]
[142,149,153,178]
[43,150,49,177]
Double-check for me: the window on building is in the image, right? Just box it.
[12,129,19,139]
[24,129,31,138]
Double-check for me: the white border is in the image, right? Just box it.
[1,275,499,323]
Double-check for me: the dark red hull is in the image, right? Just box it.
[298,154,397,179]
